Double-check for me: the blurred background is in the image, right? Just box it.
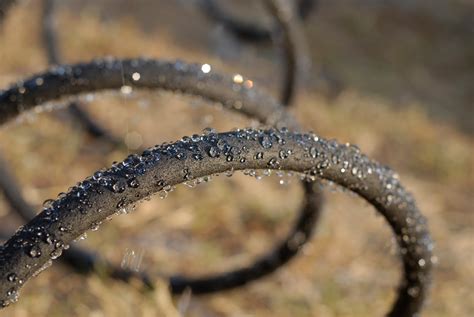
[0,0,472,316]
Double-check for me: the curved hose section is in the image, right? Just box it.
[202,0,309,107]
[0,128,433,316]
[170,181,322,294]
[40,0,314,290]
[0,58,323,295]
[0,0,15,23]
[40,0,121,145]
[200,0,317,41]
[264,0,309,106]
[15,0,312,291]
[0,154,154,287]
[0,58,293,127]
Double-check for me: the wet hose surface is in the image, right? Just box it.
[200,0,317,42]
[2,0,323,297]
[0,58,324,297]
[41,0,122,145]
[0,2,434,316]
[0,128,433,316]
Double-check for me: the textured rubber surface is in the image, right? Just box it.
[0,128,433,316]
[0,58,323,298]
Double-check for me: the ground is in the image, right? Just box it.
[0,0,473,316]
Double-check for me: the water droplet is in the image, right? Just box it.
[50,248,63,260]
[260,135,272,149]
[112,180,126,193]
[268,157,280,168]
[91,222,100,231]
[201,64,211,74]
[35,77,44,86]
[32,259,52,277]
[42,199,54,208]
[233,74,243,83]
[128,178,140,188]
[74,233,88,242]
[7,273,17,283]
[5,288,19,304]
[120,85,133,95]
[132,72,141,81]
[216,139,227,150]
[28,246,41,258]
[233,100,242,109]
[184,180,197,188]
[407,286,420,297]
[255,152,264,160]
[117,198,126,209]
[225,168,234,177]
[202,127,216,135]
[192,153,203,160]
[279,150,290,160]
[159,190,168,199]
[208,146,219,158]
[244,80,253,88]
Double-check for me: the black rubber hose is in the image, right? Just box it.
[263,0,309,106]
[0,58,323,296]
[7,0,313,293]
[202,0,310,107]
[1,0,149,286]
[0,0,15,23]
[3,0,320,293]
[0,128,434,317]
[41,0,121,145]
[0,152,321,294]
[170,181,321,294]
[0,154,154,285]
[0,58,293,127]
[200,0,317,42]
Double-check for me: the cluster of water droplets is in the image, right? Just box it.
[0,58,292,133]
[0,125,433,308]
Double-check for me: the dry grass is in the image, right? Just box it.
[0,1,473,316]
